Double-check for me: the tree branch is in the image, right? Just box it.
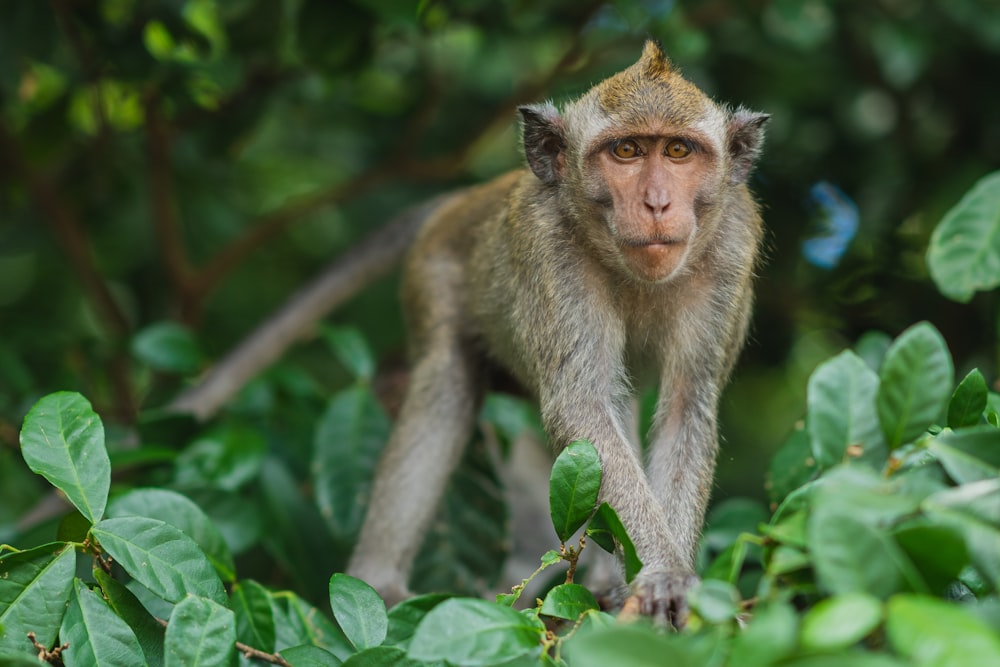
[0,122,138,417]
[0,126,130,337]
[144,90,198,319]
[169,194,454,419]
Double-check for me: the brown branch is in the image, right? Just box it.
[144,90,198,319]
[0,125,130,338]
[169,194,454,419]
[236,642,292,667]
[28,631,69,665]
[50,0,112,147]
[0,122,137,418]
[189,166,392,299]
[173,66,290,131]
[188,32,594,301]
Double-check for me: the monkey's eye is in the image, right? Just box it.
[666,139,692,159]
[612,139,641,159]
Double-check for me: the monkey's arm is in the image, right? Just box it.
[169,194,454,421]
[637,259,759,625]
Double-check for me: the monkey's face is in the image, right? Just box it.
[519,40,767,285]
[585,124,720,283]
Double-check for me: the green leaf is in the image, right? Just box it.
[280,644,342,666]
[808,511,912,598]
[540,584,599,620]
[164,595,236,667]
[922,507,1000,590]
[562,625,698,667]
[549,440,602,542]
[928,426,1000,483]
[877,322,954,448]
[800,592,883,651]
[927,170,1000,302]
[702,498,769,554]
[231,580,276,652]
[886,594,1000,666]
[689,579,739,624]
[806,467,933,597]
[766,425,819,506]
[342,645,426,666]
[91,516,226,604]
[107,488,236,582]
[586,502,642,582]
[807,350,885,467]
[810,465,930,526]
[60,578,145,667]
[258,458,339,595]
[408,598,543,666]
[854,330,893,372]
[322,325,376,381]
[132,321,203,374]
[174,423,266,491]
[893,522,969,594]
[924,477,1000,524]
[986,392,1000,427]
[948,369,989,429]
[313,384,391,544]
[329,573,387,651]
[728,600,798,667]
[273,591,353,660]
[183,486,261,557]
[766,545,810,576]
[480,393,543,452]
[385,593,451,648]
[19,391,110,524]
[0,543,75,657]
[540,549,563,566]
[94,568,165,667]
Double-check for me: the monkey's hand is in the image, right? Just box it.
[621,569,699,629]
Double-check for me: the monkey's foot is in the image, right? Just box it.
[621,570,699,629]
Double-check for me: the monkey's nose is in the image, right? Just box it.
[644,197,670,219]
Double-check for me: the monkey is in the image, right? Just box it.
[339,40,769,626]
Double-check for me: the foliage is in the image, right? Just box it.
[4,337,1000,664]
[3,1,1000,666]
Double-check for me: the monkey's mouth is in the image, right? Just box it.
[619,237,689,281]
[621,236,686,250]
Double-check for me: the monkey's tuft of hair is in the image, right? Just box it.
[594,40,707,129]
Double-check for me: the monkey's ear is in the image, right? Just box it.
[519,102,566,185]
[727,109,770,184]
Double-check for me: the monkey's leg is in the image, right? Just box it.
[540,381,685,608]
[346,337,482,607]
[637,349,727,626]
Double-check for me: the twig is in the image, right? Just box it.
[236,642,292,667]
[28,631,69,665]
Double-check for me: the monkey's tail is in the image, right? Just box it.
[169,193,455,421]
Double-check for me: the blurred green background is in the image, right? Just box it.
[2,0,999,510]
